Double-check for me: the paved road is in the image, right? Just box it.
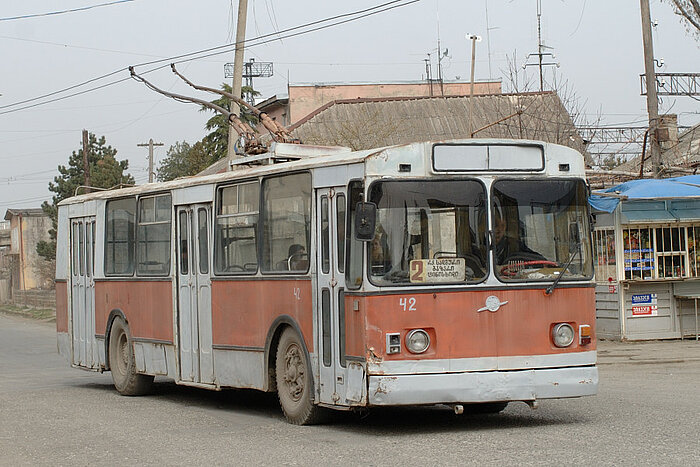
[1,313,699,466]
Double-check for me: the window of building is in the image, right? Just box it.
[137,194,172,276]
[261,173,311,273]
[215,181,260,274]
[593,229,616,282]
[105,198,136,276]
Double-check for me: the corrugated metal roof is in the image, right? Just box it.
[287,92,589,163]
[4,208,46,220]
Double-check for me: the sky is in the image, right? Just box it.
[0,0,699,217]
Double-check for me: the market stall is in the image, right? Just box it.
[590,175,700,340]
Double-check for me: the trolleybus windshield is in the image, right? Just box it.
[368,180,488,285]
[491,179,593,282]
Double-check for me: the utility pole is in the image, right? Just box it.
[137,138,164,183]
[467,34,481,137]
[82,130,91,193]
[227,0,249,159]
[640,0,662,178]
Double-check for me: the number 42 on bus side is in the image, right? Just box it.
[399,297,417,311]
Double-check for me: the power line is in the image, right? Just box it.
[0,0,138,22]
[0,0,419,115]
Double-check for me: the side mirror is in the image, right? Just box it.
[354,202,377,241]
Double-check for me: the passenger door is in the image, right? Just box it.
[316,187,363,405]
[70,217,98,369]
[176,204,214,385]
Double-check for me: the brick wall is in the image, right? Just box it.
[11,289,56,309]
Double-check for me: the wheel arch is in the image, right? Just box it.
[104,308,127,371]
[264,315,315,396]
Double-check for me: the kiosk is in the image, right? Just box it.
[590,176,700,340]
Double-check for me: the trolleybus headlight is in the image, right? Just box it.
[405,329,430,354]
[552,323,575,348]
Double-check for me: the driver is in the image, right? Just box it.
[493,215,542,265]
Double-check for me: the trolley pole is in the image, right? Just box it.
[640,0,662,178]
[227,0,249,159]
[137,138,164,183]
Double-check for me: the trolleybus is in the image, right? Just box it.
[55,138,598,424]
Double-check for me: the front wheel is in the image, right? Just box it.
[275,328,323,425]
[108,317,153,396]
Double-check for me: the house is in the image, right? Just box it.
[3,208,53,292]
[257,79,502,127]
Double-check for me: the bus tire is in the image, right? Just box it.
[275,327,322,425]
[108,316,154,396]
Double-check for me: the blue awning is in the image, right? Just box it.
[590,175,700,213]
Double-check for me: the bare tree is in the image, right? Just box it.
[664,0,700,38]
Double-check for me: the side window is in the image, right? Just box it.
[215,181,259,274]
[137,194,172,276]
[262,172,311,273]
[336,194,346,273]
[105,198,136,276]
[346,181,364,289]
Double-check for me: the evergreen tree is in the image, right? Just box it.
[36,133,134,261]
[200,84,259,162]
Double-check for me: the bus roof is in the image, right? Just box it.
[58,138,581,206]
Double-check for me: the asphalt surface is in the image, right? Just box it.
[1,312,699,466]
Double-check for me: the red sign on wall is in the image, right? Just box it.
[632,305,658,316]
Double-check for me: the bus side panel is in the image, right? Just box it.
[360,286,595,365]
[94,280,174,342]
[56,280,69,333]
[211,279,314,352]
[56,280,70,360]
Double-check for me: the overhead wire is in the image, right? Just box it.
[0,0,138,22]
[0,0,418,115]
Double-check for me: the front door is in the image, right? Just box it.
[176,204,214,384]
[316,187,363,405]
[70,217,98,368]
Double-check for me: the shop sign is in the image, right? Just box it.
[632,293,658,305]
[608,284,617,294]
[632,305,658,316]
[631,293,658,316]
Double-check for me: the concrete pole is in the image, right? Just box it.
[227,0,249,159]
[467,35,479,137]
[640,0,662,178]
[82,130,91,193]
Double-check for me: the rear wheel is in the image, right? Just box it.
[275,328,323,425]
[108,317,153,396]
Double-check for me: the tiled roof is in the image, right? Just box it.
[287,92,589,163]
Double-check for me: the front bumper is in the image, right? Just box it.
[368,365,598,406]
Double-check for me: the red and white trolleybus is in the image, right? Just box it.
[55,139,598,424]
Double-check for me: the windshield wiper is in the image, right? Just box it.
[545,249,579,295]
